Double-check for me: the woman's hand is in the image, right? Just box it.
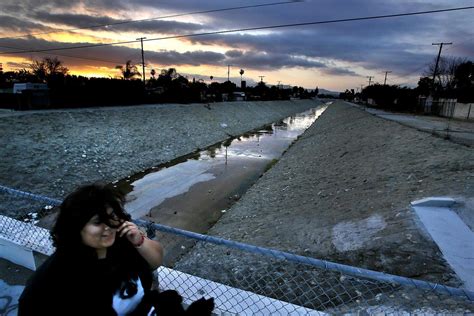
[117,221,164,269]
[117,221,144,247]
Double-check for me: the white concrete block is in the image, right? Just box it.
[411,197,455,207]
[412,202,474,291]
[0,237,36,270]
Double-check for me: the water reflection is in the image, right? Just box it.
[121,105,327,218]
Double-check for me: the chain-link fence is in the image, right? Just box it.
[420,97,457,118]
[1,185,473,314]
[0,185,59,255]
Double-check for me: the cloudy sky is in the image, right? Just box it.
[0,0,472,91]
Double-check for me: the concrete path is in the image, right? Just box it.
[411,198,474,292]
[348,102,474,146]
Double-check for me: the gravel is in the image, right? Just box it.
[174,100,474,312]
[0,100,320,217]
[2,99,472,311]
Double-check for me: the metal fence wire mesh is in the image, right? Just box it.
[1,186,473,314]
[150,224,474,315]
[0,186,58,255]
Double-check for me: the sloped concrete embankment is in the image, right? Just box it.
[0,100,320,217]
[175,101,473,292]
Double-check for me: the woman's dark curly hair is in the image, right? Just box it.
[51,183,131,249]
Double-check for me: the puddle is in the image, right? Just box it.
[112,105,327,263]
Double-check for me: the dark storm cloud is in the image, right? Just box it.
[0,36,345,72]
[321,67,358,76]
[225,50,243,58]
[179,0,473,76]
[1,0,128,14]
[148,50,225,66]
[32,12,120,29]
[0,37,224,68]
[0,0,472,84]
[32,12,205,34]
[223,49,328,70]
[185,27,435,76]
[0,15,50,34]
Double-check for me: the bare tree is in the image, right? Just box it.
[30,57,68,82]
[425,56,466,89]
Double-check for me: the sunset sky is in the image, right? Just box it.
[0,0,473,92]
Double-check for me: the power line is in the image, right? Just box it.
[0,1,301,41]
[0,44,127,65]
[0,1,301,67]
[0,39,139,55]
[393,62,431,80]
[1,6,472,56]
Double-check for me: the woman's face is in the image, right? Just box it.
[80,207,120,256]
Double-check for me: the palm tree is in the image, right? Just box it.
[115,60,140,80]
[239,69,245,89]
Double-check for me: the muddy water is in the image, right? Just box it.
[114,105,327,262]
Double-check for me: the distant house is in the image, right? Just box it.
[12,83,50,110]
[233,92,245,101]
[222,92,246,102]
[13,83,48,94]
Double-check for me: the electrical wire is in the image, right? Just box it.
[1,6,472,55]
[393,62,431,80]
[0,44,125,65]
[0,1,301,40]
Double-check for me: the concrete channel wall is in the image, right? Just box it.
[0,99,321,217]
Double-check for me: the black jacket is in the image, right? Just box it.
[18,238,152,316]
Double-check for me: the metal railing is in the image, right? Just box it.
[1,185,473,314]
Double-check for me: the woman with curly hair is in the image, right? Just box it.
[19,183,163,315]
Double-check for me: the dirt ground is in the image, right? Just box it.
[1,100,473,312]
[175,101,473,308]
[0,100,318,219]
[0,99,318,286]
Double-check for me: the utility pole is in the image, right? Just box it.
[258,76,265,83]
[383,71,392,85]
[366,76,374,86]
[431,42,452,86]
[227,64,232,82]
[137,37,146,83]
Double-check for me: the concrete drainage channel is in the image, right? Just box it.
[1,103,328,268]
[0,104,329,315]
[116,105,328,265]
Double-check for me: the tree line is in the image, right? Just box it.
[0,57,318,109]
[339,57,473,112]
